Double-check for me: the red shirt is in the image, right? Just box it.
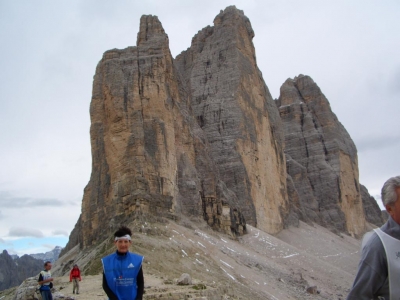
[69,267,81,281]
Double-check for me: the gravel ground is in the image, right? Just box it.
[3,218,364,300]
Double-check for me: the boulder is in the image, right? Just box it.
[177,273,192,285]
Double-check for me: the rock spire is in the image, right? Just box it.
[277,75,366,236]
[62,7,379,252]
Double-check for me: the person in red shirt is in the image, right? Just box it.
[69,264,82,294]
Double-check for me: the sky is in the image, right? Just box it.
[0,0,399,256]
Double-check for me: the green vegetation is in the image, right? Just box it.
[84,240,114,276]
[192,283,207,290]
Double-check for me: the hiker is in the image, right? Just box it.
[38,261,54,300]
[102,225,144,300]
[69,264,82,294]
[347,175,400,299]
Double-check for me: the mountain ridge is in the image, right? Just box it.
[0,246,63,291]
[61,5,384,257]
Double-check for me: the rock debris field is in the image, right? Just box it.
[2,217,364,300]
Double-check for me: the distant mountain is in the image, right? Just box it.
[29,246,63,263]
[0,250,43,291]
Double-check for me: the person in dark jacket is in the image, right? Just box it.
[69,264,82,294]
[102,226,144,300]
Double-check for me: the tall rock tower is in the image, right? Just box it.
[175,7,288,234]
[62,7,374,253]
[277,75,366,236]
[64,7,288,250]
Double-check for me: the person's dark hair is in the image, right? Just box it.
[114,226,132,238]
[44,261,51,267]
[381,176,400,206]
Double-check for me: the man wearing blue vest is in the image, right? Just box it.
[102,226,144,300]
[347,175,400,299]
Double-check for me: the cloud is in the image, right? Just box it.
[42,243,59,250]
[8,227,44,238]
[52,230,69,237]
[355,134,400,153]
[0,237,5,244]
[0,191,67,208]
[0,210,4,220]
[389,67,400,95]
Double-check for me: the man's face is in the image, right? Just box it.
[45,263,52,270]
[114,238,131,253]
[386,187,400,225]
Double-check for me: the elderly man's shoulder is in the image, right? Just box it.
[361,230,384,252]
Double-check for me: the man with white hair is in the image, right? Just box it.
[347,176,400,299]
[102,225,144,300]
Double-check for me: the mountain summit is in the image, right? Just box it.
[63,6,383,254]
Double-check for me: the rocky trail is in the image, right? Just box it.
[2,217,364,300]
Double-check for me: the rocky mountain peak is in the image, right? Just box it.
[278,75,365,236]
[136,15,167,46]
[0,250,43,291]
[63,7,382,253]
[214,6,254,39]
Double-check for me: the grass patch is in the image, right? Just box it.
[84,241,114,276]
[192,283,207,290]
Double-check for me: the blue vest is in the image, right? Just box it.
[102,251,143,300]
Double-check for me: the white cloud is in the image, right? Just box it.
[0,191,67,208]
[0,237,5,244]
[8,227,44,238]
[52,230,69,237]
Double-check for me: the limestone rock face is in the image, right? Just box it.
[360,184,385,227]
[175,6,288,234]
[80,15,209,247]
[278,75,366,236]
[64,7,374,252]
[64,7,289,250]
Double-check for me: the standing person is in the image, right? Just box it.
[69,264,82,294]
[102,226,144,300]
[38,261,54,300]
[347,175,400,299]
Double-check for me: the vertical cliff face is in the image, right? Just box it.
[82,15,197,247]
[278,75,366,236]
[66,7,288,250]
[175,6,288,234]
[76,12,253,248]
[63,7,377,252]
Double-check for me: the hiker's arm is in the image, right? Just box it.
[102,272,118,300]
[136,266,144,300]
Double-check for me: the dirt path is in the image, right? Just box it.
[53,273,221,300]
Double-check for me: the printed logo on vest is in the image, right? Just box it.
[127,263,134,268]
[396,251,400,259]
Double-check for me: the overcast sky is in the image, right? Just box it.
[1,0,399,256]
